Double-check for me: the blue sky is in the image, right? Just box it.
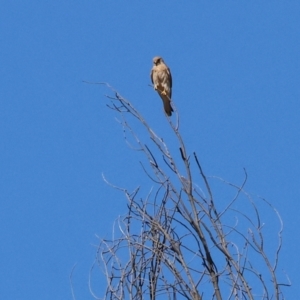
[0,2,299,299]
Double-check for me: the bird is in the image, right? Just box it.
[150,56,173,116]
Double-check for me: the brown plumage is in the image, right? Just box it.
[150,56,173,116]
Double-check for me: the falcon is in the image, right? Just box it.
[150,56,173,116]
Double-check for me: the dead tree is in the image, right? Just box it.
[89,84,290,300]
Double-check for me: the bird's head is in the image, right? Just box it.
[153,56,164,66]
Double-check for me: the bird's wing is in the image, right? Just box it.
[167,67,172,89]
[150,67,154,84]
[162,65,172,98]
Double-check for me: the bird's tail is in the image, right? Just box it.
[162,96,173,116]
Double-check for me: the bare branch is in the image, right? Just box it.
[89,85,289,300]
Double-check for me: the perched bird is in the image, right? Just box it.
[150,56,173,116]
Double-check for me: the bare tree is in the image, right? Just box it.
[89,83,290,300]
